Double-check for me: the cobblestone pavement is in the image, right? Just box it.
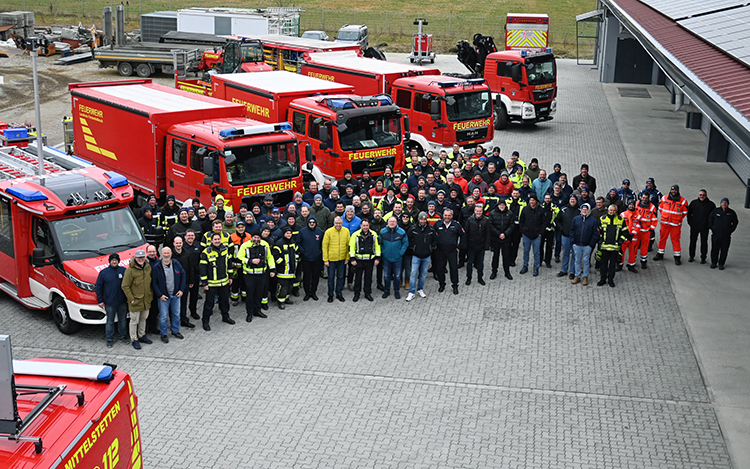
[0,60,732,468]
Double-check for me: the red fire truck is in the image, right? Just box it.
[0,336,142,468]
[0,145,146,334]
[69,79,304,210]
[300,51,494,155]
[208,71,405,181]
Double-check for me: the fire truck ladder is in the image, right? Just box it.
[0,146,70,180]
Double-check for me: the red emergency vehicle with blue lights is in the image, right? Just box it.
[0,144,146,334]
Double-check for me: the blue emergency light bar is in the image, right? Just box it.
[466,78,487,86]
[6,187,48,202]
[220,122,292,139]
[105,171,129,189]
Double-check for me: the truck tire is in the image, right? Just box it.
[51,296,80,335]
[118,62,133,76]
[136,63,152,78]
[494,102,508,130]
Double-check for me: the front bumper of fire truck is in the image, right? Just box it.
[67,298,107,324]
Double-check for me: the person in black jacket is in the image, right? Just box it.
[166,208,202,250]
[183,230,202,321]
[297,216,324,301]
[434,209,466,295]
[406,212,436,301]
[464,205,491,285]
[95,253,128,347]
[708,198,739,270]
[519,195,545,276]
[488,199,515,280]
[170,236,195,329]
[687,189,716,264]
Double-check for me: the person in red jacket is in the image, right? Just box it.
[494,170,514,197]
[654,184,688,265]
[635,192,657,269]
[620,200,641,273]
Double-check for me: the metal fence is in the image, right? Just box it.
[3,2,578,53]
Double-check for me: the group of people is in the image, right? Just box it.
[95,144,740,348]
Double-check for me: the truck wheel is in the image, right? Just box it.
[136,63,151,78]
[494,102,508,130]
[51,297,80,335]
[118,62,133,76]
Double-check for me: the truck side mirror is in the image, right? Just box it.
[511,63,522,83]
[204,176,214,186]
[305,144,314,162]
[318,126,328,150]
[203,156,214,176]
[31,248,55,267]
[430,100,440,121]
[224,152,236,166]
[403,114,411,141]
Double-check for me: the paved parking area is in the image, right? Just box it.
[0,59,734,468]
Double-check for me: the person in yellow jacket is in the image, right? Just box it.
[322,216,350,302]
[237,228,275,322]
[349,219,381,302]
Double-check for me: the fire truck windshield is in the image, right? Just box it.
[53,207,144,260]
[526,58,556,86]
[445,91,492,123]
[241,43,263,62]
[225,141,299,186]
[338,112,401,152]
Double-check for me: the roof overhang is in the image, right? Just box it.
[601,0,750,159]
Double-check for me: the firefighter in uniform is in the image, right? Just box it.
[506,189,527,267]
[237,229,276,322]
[596,204,630,287]
[654,184,688,265]
[230,221,251,305]
[349,219,381,302]
[201,219,231,249]
[200,232,235,331]
[635,192,657,269]
[620,200,641,273]
[273,226,299,309]
[161,195,180,228]
[539,193,560,268]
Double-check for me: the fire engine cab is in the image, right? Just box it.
[0,145,146,334]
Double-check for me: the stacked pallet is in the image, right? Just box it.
[0,11,35,41]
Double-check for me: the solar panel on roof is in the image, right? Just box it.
[678,5,750,67]
[638,0,749,20]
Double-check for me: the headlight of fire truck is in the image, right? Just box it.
[550,99,557,116]
[64,271,96,292]
[522,103,535,119]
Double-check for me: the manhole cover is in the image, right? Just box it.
[618,87,651,98]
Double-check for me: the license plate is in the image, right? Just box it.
[540,107,548,112]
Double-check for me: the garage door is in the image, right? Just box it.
[727,143,750,184]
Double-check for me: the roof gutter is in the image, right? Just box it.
[601,0,750,161]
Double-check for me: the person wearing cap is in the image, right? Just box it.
[548,163,563,184]
[620,200,641,273]
[323,216,350,302]
[152,246,187,343]
[468,173,488,196]
[420,155,435,174]
[139,194,160,220]
[474,156,487,174]
[635,192,658,269]
[257,194,275,222]
[229,221,251,305]
[298,216,324,301]
[310,194,333,233]
[237,203,249,222]
[433,190,449,215]
[576,186,593,208]
[337,169,361,195]
[359,169,375,193]
[555,196,580,279]
[96,253,128,348]
[572,164,597,195]
[377,165,395,190]
[341,184,356,206]
[289,191,309,214]
[406,212,436,301]
[494,170,514,197]
[526,158,541,182]
[395,183,410,205]
[406,166,424,192]
[161,195,180,228]
[595,204,630,287]
[604,188,624,214]
[654,184,688,265]
[272,226,299,309]
[506,151,526,175]
[640,177,663,210]
[324,187,341,212]
[518,194,545,276]
[202,207,220,234]
[617,180,637,207]
[121,250,154,350]
[708,198,738,270]
[570,203,600,286]
[510,165,526,190]
[486,146,504,170]
[222,211,236,236]
[687,189,716,264]
[237,229,275,321]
